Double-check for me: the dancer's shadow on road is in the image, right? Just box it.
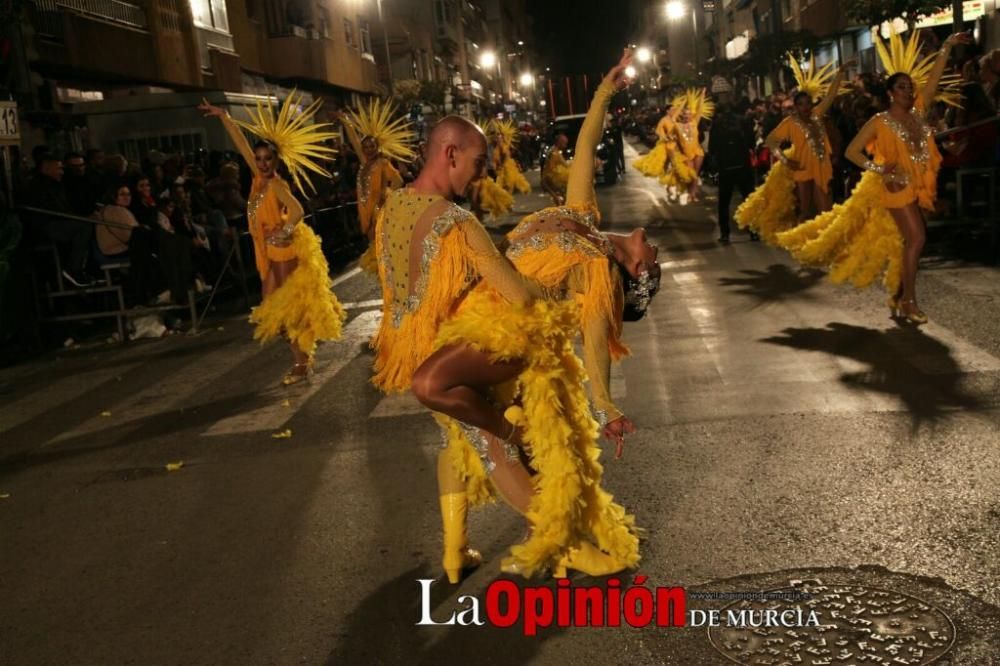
[324,565,563,665]
[719,265,825,305]
[762,323,989,428]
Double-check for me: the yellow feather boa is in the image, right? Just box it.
[498,158,531,194]
[633,142,669,178]
[776,171,903,294]
[435,287,641,577]
[249,224,346,358]
[734,162,797,245]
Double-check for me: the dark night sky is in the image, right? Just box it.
[527,0,640,78]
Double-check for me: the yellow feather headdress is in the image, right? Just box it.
[788,53,836,102]
[675,88,714,121]
[487,119,519,149]
[874,29,962,108]
[232,89,338,194]
[345,98,417,162]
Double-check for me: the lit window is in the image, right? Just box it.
[189,0,229,32]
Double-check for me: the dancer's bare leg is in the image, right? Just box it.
[886,202,926,315]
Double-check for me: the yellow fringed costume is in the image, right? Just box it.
[776,30,957,295]
[633,108,679,179]
[217,91,346,358]
[473,176,515,220]
[342,99,415,274]
[435,290,640,576]
[734,159,797,244]
[542,148,570,198]
[507,79,631,423]
[776,172,903,294]
[662,89,713,187]
[490,119,532,194]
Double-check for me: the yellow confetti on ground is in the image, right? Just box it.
[165,462,184,472]
[271,429,293,439]
[281,399,291,407]
[217,326,225,331]
[100,411,112,417]
[0,493,10,499]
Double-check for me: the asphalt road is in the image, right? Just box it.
[2,146,999,665]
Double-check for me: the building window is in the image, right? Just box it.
[344,18,356,47]
[359,18,372,54]
[189,0,229,32]
[435,0,450,25]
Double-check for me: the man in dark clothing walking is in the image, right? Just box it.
[707,103,758,243]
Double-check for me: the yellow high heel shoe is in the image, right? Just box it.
[440,492,482,584]
[899,299,928,325]
[501,541,625,578]
[282,361,313,386]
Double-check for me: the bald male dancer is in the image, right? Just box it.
[373,116,630,582]
[372,116,542,583]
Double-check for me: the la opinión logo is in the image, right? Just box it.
[416,576,686,636]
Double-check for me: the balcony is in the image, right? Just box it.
[31,0,147,32]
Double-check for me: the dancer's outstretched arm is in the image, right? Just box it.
[566,49,634,208]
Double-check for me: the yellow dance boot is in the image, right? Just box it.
[440,492,482,584]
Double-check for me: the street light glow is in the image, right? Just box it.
[624,65,637,79]
[479,50,497,68]
[665,0,687,19]
[519,72,534,87]
[636,47,652,62]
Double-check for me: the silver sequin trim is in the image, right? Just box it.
[791,114,826,161]
[593,409,609,428]
[384,198,475,329]
[878,110,931,165]
[457,421,495,474]
[247,188,267,234]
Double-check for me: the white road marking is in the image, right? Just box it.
[332,266,362,287]
[201,310,382,436]
[0,365,140,434]
[341,299,383,311]
[46,343,263,445]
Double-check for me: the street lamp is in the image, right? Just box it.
[665,0,686,19]
[479,50,497,69]
[519,72,534,87]
[625,65,637,79]
[636,47,652,63]
[664,1,699,72]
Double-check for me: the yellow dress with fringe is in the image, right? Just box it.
[634,115,677,179]
[498,155,531,194]
[660,147,697,188]
[634,141,669,178]
[247,178,345,358]
[776,111,940,295]
[769,115,834,191]
[542,150,570,194]
[437,288,640,577]
[506,205,629,423]
[734,160,797,244]
[474,176,515,219]
[776,172,903,294]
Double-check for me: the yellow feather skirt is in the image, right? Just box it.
[776,172,903,294]
[542,162,569,194]
[249,225,346,358]
[660,147,696,187]
[734,162,797,245]
[435,287,641,577]
[633,141,669,178]
[477,176,515,219]
[498,158,531,194]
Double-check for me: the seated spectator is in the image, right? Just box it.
[95,184,164,306]
[23,155,94,287]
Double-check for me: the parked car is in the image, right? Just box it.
[545,114,620,186]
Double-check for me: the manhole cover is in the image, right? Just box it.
[708,578,955,665]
